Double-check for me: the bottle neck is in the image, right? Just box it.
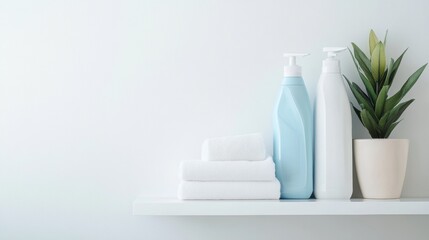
[322,58,341,73]
[284,65,302,77]
[282,76,304,85]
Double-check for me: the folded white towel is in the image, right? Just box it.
[180,156,275,181]
[202,133,266,161]
[178,179,280,200]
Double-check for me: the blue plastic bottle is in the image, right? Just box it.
[273,53,313,199]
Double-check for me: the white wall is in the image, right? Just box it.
[1,0,429,239]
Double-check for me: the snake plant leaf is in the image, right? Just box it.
[379,111,389,129]
[385,99,414,127]
[348,49,377,102]
[360,109,375,137]
[352,82,373,107]
[352,42,375,87]
[345,77,375,116]
[378,69,388,90]
[348,48,365,77]
[384,59,394,87]
[387,49,407,86]
[375,85,389,118]
[399,63,427,96]
[366,112,382,138]
[361,109,380,138]
[369,30,379,55]
[344,74,376,104]
[352,43,371,69]
[371,42,386,81]
[359,72,377,103]
[383,29,388,46]
[384,63,427,112]
[384,121,399,138]
[352,105,363,124]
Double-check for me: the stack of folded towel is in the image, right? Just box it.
[178,133,280,200]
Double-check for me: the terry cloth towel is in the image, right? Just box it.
[177,179,280,200]
[202,133,266,161]
[180,156,275,181]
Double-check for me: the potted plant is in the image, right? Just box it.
[345,30,427,199]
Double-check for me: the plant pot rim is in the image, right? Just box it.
[353,138,409,142]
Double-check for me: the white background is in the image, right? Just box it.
[1,0,429,239]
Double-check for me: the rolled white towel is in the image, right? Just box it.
[180,156,275,181]
[202,133,266,161]
[178,179,280,200]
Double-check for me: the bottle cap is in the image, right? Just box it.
[322,47,346,73]
[283,53,309,77]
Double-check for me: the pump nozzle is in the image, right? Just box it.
[322,47,346,73]
[283,53,309,77]
[323,47,347,58]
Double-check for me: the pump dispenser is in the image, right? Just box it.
[273,53,313,199]
[283,53,309,77]
[322,47,347,73]
[315,47,353,199]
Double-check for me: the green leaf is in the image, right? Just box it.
[384,58,394,87]
[399,63,427,96]
[347,48,377,102]
[352,43,371,69]
[369,29,379,55]
[385,99,414,127]
[345,78,375,117]
[348,48,367,80]
[360,110,375,137]
[379,111,389,129]
[352,42,375,87]
[371,42,386,81]
[352,104,363,125]
[384,121,399,138]
[387,49,407,86]
[344,74,377,104]
[378,69,388,91]
[385,63,427,112]
[348,48,360,70]
[361,109,380,138]
[375,85,389,118]
[383,29,388,46]
[360,72,378,103]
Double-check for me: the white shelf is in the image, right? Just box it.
[133,197,429,216]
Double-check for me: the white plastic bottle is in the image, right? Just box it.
[314,47,352,199]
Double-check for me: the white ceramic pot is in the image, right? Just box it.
[353,139,409,199]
